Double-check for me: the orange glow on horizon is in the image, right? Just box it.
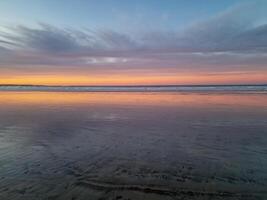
[0,70,267,86]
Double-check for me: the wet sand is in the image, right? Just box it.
[0,91,267,199]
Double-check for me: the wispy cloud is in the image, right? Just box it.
[0,0,267,72]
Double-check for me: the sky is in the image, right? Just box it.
[0,0,267,85]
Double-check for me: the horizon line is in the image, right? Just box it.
[0,84,267,87]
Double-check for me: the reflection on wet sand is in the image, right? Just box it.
[0,91,266,106]
[0,91,267,200]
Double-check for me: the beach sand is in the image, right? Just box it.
[0,91,267,199]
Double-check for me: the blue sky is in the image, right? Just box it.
[0,0,242,31]
[0,0,267,85]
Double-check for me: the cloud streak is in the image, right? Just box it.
[0,0,267,73]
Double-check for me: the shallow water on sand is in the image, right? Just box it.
[0,91,267,200]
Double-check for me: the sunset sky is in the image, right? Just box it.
[0,0,267,85]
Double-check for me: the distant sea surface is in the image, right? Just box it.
[0,89,267,199]
[0,84,267,92]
